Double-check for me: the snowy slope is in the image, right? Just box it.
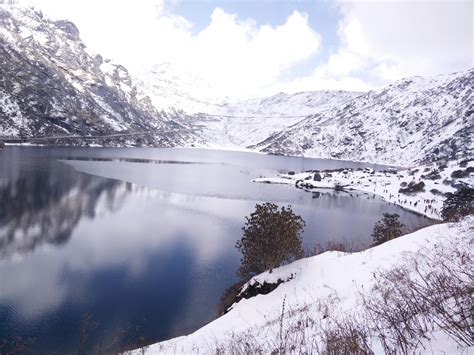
[255,69,474,166]
[135,216,474,354]
[194,91,362,148]
[135,63,228,116]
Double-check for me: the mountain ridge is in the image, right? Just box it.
[253,68,473,165]
[0,5,203,147]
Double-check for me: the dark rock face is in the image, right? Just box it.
[219,277,290,315]
[0,5,201,147]
[53,20,80,40]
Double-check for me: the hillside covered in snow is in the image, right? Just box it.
[137,61,473,166]
[192,91,362,148]
[255,69,474,166]
[134,216,473,354]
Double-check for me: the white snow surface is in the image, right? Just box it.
[196,90,362,148]
[136,217,473,354]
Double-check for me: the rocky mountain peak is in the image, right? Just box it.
[0,4,202,147]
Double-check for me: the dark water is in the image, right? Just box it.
[0,147,432,353]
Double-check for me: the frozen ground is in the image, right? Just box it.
[134,216,473,354]
[253,159,473,220]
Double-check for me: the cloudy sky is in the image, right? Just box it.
[22,0,474,98]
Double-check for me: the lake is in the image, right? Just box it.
[0,147,432,353]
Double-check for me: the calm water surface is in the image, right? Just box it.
[0,147,432,352]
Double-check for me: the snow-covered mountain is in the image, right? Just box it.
[136,63,362,148]
[135,63,228,115]
[137,66,361,147]
[254,69,474,165]
[201,90,362,147]
[136,61,473,163]
[0,5,202,147]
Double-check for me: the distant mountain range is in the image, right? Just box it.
[136,65,361,147]
[254,70,474,165]
[0,4,472,165]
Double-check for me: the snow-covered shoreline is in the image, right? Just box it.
[134,216,473,354]
[253,160,473,220]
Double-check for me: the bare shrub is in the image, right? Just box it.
[211,292,375,355]
[217,280,246,315]
[319,318,373,355]
[402,220,438,235]
[78,313,98,355]
[361,230,474,352]
[0,336,36,354]
[306,241,350,256]
[451,169,470,179]
[399,181,425,194]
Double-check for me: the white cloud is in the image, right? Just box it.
[193,10,320,95]
[184,9,321,98]
[287,0,473,92]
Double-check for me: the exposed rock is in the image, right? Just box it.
[53,20,80,40]
[220,277,291,315]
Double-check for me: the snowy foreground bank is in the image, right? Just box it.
[253,160,473,220]
[134,216,473,354]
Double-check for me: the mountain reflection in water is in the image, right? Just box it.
[0,162,127,259]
